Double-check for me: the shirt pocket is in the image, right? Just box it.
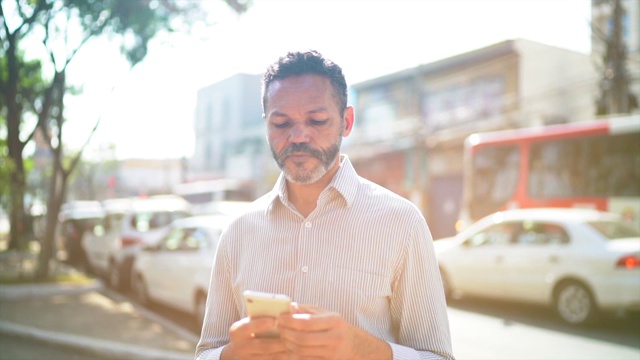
[325,266,392,322]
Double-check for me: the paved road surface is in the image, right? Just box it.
[0,333,120,360]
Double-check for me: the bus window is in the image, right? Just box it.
[470,145,520,220]
[529,133,640,198]
[606,133,640,196]
[528,141,573,198]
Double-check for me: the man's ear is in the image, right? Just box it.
[342,106,354,137]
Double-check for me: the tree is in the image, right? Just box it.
[0,130,12,215]
[0,0,249,279]
[0,41,48,252]
[594,0,638,115]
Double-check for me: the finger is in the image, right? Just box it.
[280,312,341,332]
[229,317,251,340]
[225,336,288,359]
[289,301,301,313]
[282,336,335,359]
[292,303,323,314]
[270,350,291,360]
[229,317,277,340]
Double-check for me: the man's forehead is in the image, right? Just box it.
[267,76,332,101]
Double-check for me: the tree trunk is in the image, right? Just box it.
[36,169,66,280]
[8,167,26,250]
[3,31,28,251]
[35,70,68,280]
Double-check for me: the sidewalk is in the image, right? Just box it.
[0,251,199,360]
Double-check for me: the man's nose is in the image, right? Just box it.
[289,124,310,143]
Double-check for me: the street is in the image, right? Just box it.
[0,334,119,360]
[447,298,640,360]
[142,292,640,360]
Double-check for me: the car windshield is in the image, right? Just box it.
[133,211,190,232]
[588,220,640,239]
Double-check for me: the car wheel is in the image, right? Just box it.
[195,292,207,330]
[134,275,150,306]
[554,281,597,325]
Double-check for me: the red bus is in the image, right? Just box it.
[458,114,640,231]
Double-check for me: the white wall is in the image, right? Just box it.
[517,39,597,125]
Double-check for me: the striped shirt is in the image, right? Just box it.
[196,155,454,360]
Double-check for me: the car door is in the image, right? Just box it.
[145,227,185,304]
[451,222,518,298]
[82,222,104,271]
[502,221,570,303]
[84,214,122,274]
[193,227,222,293]
[163,227,203,310]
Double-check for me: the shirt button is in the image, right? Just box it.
[305,222,312,228]
[301,266,309,273]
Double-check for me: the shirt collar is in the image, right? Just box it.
[327,155,358,207]
[265,154,358,214]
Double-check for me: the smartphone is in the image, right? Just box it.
[243,290,292,338]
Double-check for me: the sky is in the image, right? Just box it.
[59,0,593,160]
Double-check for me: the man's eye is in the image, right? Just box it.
[273,122,289,129]
[311,119,328,126]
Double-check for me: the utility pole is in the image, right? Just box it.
[597,0,635,115]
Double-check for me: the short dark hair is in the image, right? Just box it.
[261,50,348,114]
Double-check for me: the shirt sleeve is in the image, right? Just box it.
[195,229,238,360]
[389,213,455,360]
[195,346,225,360]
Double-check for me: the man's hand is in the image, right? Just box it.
[221,317,289,360]
[278,304,392,360]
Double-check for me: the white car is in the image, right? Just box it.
[131,214,232,328]
[434,208,640,325]
[82,198,133,279]
[57,201,105,268]
[82,195,191,291]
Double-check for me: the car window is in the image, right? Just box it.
[183,228,208,250]
[104,213,124,232]
[465,222,517,247]
[588,220,640,240]
[132,211,190,232]
[160,228,185,251]
[517,221,569,245]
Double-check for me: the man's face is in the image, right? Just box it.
[264,74,353,184]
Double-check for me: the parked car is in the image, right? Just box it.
[83,195,191,291]
[82,198,133,278]
[191,200,252,217]
[56,201,105,269]
[434,208,640,325]
[132,214,232,328]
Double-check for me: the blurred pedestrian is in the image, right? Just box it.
[196,50,454,360]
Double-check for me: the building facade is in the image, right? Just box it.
[189,73,277,198]
[348,39,597,239]
[114,158,185,197]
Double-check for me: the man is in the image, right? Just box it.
[196,50,454,360]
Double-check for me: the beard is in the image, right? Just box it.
[270,137,342,185]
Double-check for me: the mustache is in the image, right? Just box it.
[277,143,326,162]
